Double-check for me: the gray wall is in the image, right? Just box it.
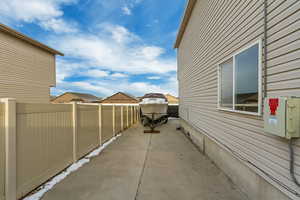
[177,0,300,199]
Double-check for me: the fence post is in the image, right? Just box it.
[133,106,135,124]
[72,102,78,163]
[127,105,129,128]
[137,106,139,122]
[98,104,102,146]
[131,106,133,125]
[1,98,17,200]
[112,105,115,136]
[135,106,137,122]
[135,106,137,123]
[121,106,124,131]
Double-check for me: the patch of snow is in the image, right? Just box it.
[168,117,179,120]
[23,134,122,200]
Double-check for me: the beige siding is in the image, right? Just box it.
[77,104,99,159]
[123,106,128,129]
[0,103,5,200]
[16,103,73,198]
[101,106,113,144]
[0,31,55,103]
[178,0,300,199]
[115,106,122,134]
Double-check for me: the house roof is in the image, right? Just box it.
[68,92,101,102]
[0,23,64,56]
[165,94,179,104]
[174,0,197,48]
[101,92,139,103]
[52,92,101,103]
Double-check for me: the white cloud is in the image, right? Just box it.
[85,69,109,78]
[50,24,177,97]
[51,24,176,75]
[103,24,137,44]
[147,76,161,80]
[39,18,77,33]
[111,73,128,78]
[52,76,178,98]
[0,0,78,33]
[122,6,131,15]
[138,46,165,60]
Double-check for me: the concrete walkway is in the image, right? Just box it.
[42,120,248,200]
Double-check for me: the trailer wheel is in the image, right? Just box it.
[163,118,168,124]
[141,117,149,126]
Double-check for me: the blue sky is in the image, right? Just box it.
[0,0,186,98]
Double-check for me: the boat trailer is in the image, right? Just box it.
[141,112,168,133]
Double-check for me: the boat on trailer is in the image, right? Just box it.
[139,93,168,128]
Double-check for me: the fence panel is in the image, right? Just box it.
[77,104,99,159]
[115,106,122,134]
[101,106,113,144]
[128,106,132,126]
[135,106,140,122]
[123,106,128,129]
[16,103,73,199]
[134,106,138,123]
[0,103,5,200]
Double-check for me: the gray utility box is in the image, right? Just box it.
[264,97,300,139]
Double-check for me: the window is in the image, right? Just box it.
[218,41,261,115]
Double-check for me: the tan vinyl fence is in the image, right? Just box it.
[123,106,128,129]
[77,104,100,159]
[101,105,114,144]
[128,106,132,127]
[16,103,73,199]
[115,106,122,134]
[0,103,5,200]
[133,107,137,123]
[0,99,138,200]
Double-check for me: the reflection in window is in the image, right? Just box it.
[235,44,259,112]
[218,42,260,114]
[220,58,233,108]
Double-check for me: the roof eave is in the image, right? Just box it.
[0,23,64,56]
[174,0,197,49]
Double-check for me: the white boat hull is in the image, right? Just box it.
[139,103,168,120]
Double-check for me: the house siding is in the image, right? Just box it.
[0,31,56,103]
[177,0,300,199]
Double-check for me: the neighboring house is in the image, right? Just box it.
[165,94,179,118]
[50,95,57,101]
[0,23,63,103]
[51,92,102,103]
[175,1,299,200]
[136,97,143,102]
[101,92,139,104]
[165,94,179,105]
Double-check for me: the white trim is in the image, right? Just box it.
[217,39,263,116]
[218,108,261,116]
[258,39,263,116]
[233,56,236,111]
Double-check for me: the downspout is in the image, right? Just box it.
[263,0,268,98]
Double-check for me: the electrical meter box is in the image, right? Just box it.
[264,97,300,139]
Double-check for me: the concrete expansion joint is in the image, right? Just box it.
[134,134,152,200]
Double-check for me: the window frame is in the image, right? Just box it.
[217,40,262,116]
